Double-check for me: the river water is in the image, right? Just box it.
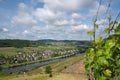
[0,53,84,74]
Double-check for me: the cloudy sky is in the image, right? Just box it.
[0,0,120,40]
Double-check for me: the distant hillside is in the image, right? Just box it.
[0,39,91,47]
[37,39,91,46]
[0,39,38,47]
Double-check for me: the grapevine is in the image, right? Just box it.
[85,18,120,80]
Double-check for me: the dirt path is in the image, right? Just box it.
[62,59,86,74]
[48,59,87,80]
[48,73,87,80]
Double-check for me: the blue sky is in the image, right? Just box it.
[0,0,120,40]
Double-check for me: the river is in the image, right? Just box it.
[0,53,84,74]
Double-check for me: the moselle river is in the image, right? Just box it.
[0,53,84,74]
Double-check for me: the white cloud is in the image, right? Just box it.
[0,28,9,33]
[20,30,36,39]
[32,25,64,34]
[33,8,66,25]
[70,24,92,33]
[33,8,84,27]
[1,0,109,40]
[34,0,91,28]
[31,24,91,40]
[12,1,96,40]
[0,33,17,39]
[33,0,93,28]
[22,30,30,34]
[88,1,107,16]
[19,3,28,11]
[53,20,68,26]
[72,13,82,19]
[11,3,37,26]
[3,28,8,32]
[70,19,81,26]
[12,13,37,26]
[96,19,107,25]
[64,24,92,40]
[32,26,47,34]
[38,0,93,12]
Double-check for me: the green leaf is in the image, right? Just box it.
[103,69,112,77]
[95,24,98,29]
[87,31,94,36]
[98,76,107,80]
[110,21,114,26]
[94,18,97,23]
[93,37,103,47]
[86,48,94,60]
[104,27,110,33]
[116,59,120,66]
[96,49,103,56]
[115,23,120,34]
[97,57,108,66]
[104,39,115,49]
[108,15,112,21]
[85,63,91,73]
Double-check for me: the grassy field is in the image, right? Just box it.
[0,55,87,80]
[0,46,76,56]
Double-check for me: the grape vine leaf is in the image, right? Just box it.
[115,24,120,34]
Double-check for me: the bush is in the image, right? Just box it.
[45,66,52,74]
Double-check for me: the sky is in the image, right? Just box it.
[0,0,120,40]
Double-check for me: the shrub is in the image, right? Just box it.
[45,66,52,74]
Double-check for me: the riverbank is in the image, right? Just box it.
[0,55,66,69]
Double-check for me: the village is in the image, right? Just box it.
[0,48,79,65]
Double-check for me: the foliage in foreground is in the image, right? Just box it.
[85,20,120,80]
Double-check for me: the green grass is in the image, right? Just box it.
[47,55,85,72]
[0,73,49,80]
[0,47,18,56]
[27,55,85,74]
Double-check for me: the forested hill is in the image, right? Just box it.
[0,39,91,47]
[37,39,91,46]
[0,39,38,47]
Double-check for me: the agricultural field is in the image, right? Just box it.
[0,46,77,56]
